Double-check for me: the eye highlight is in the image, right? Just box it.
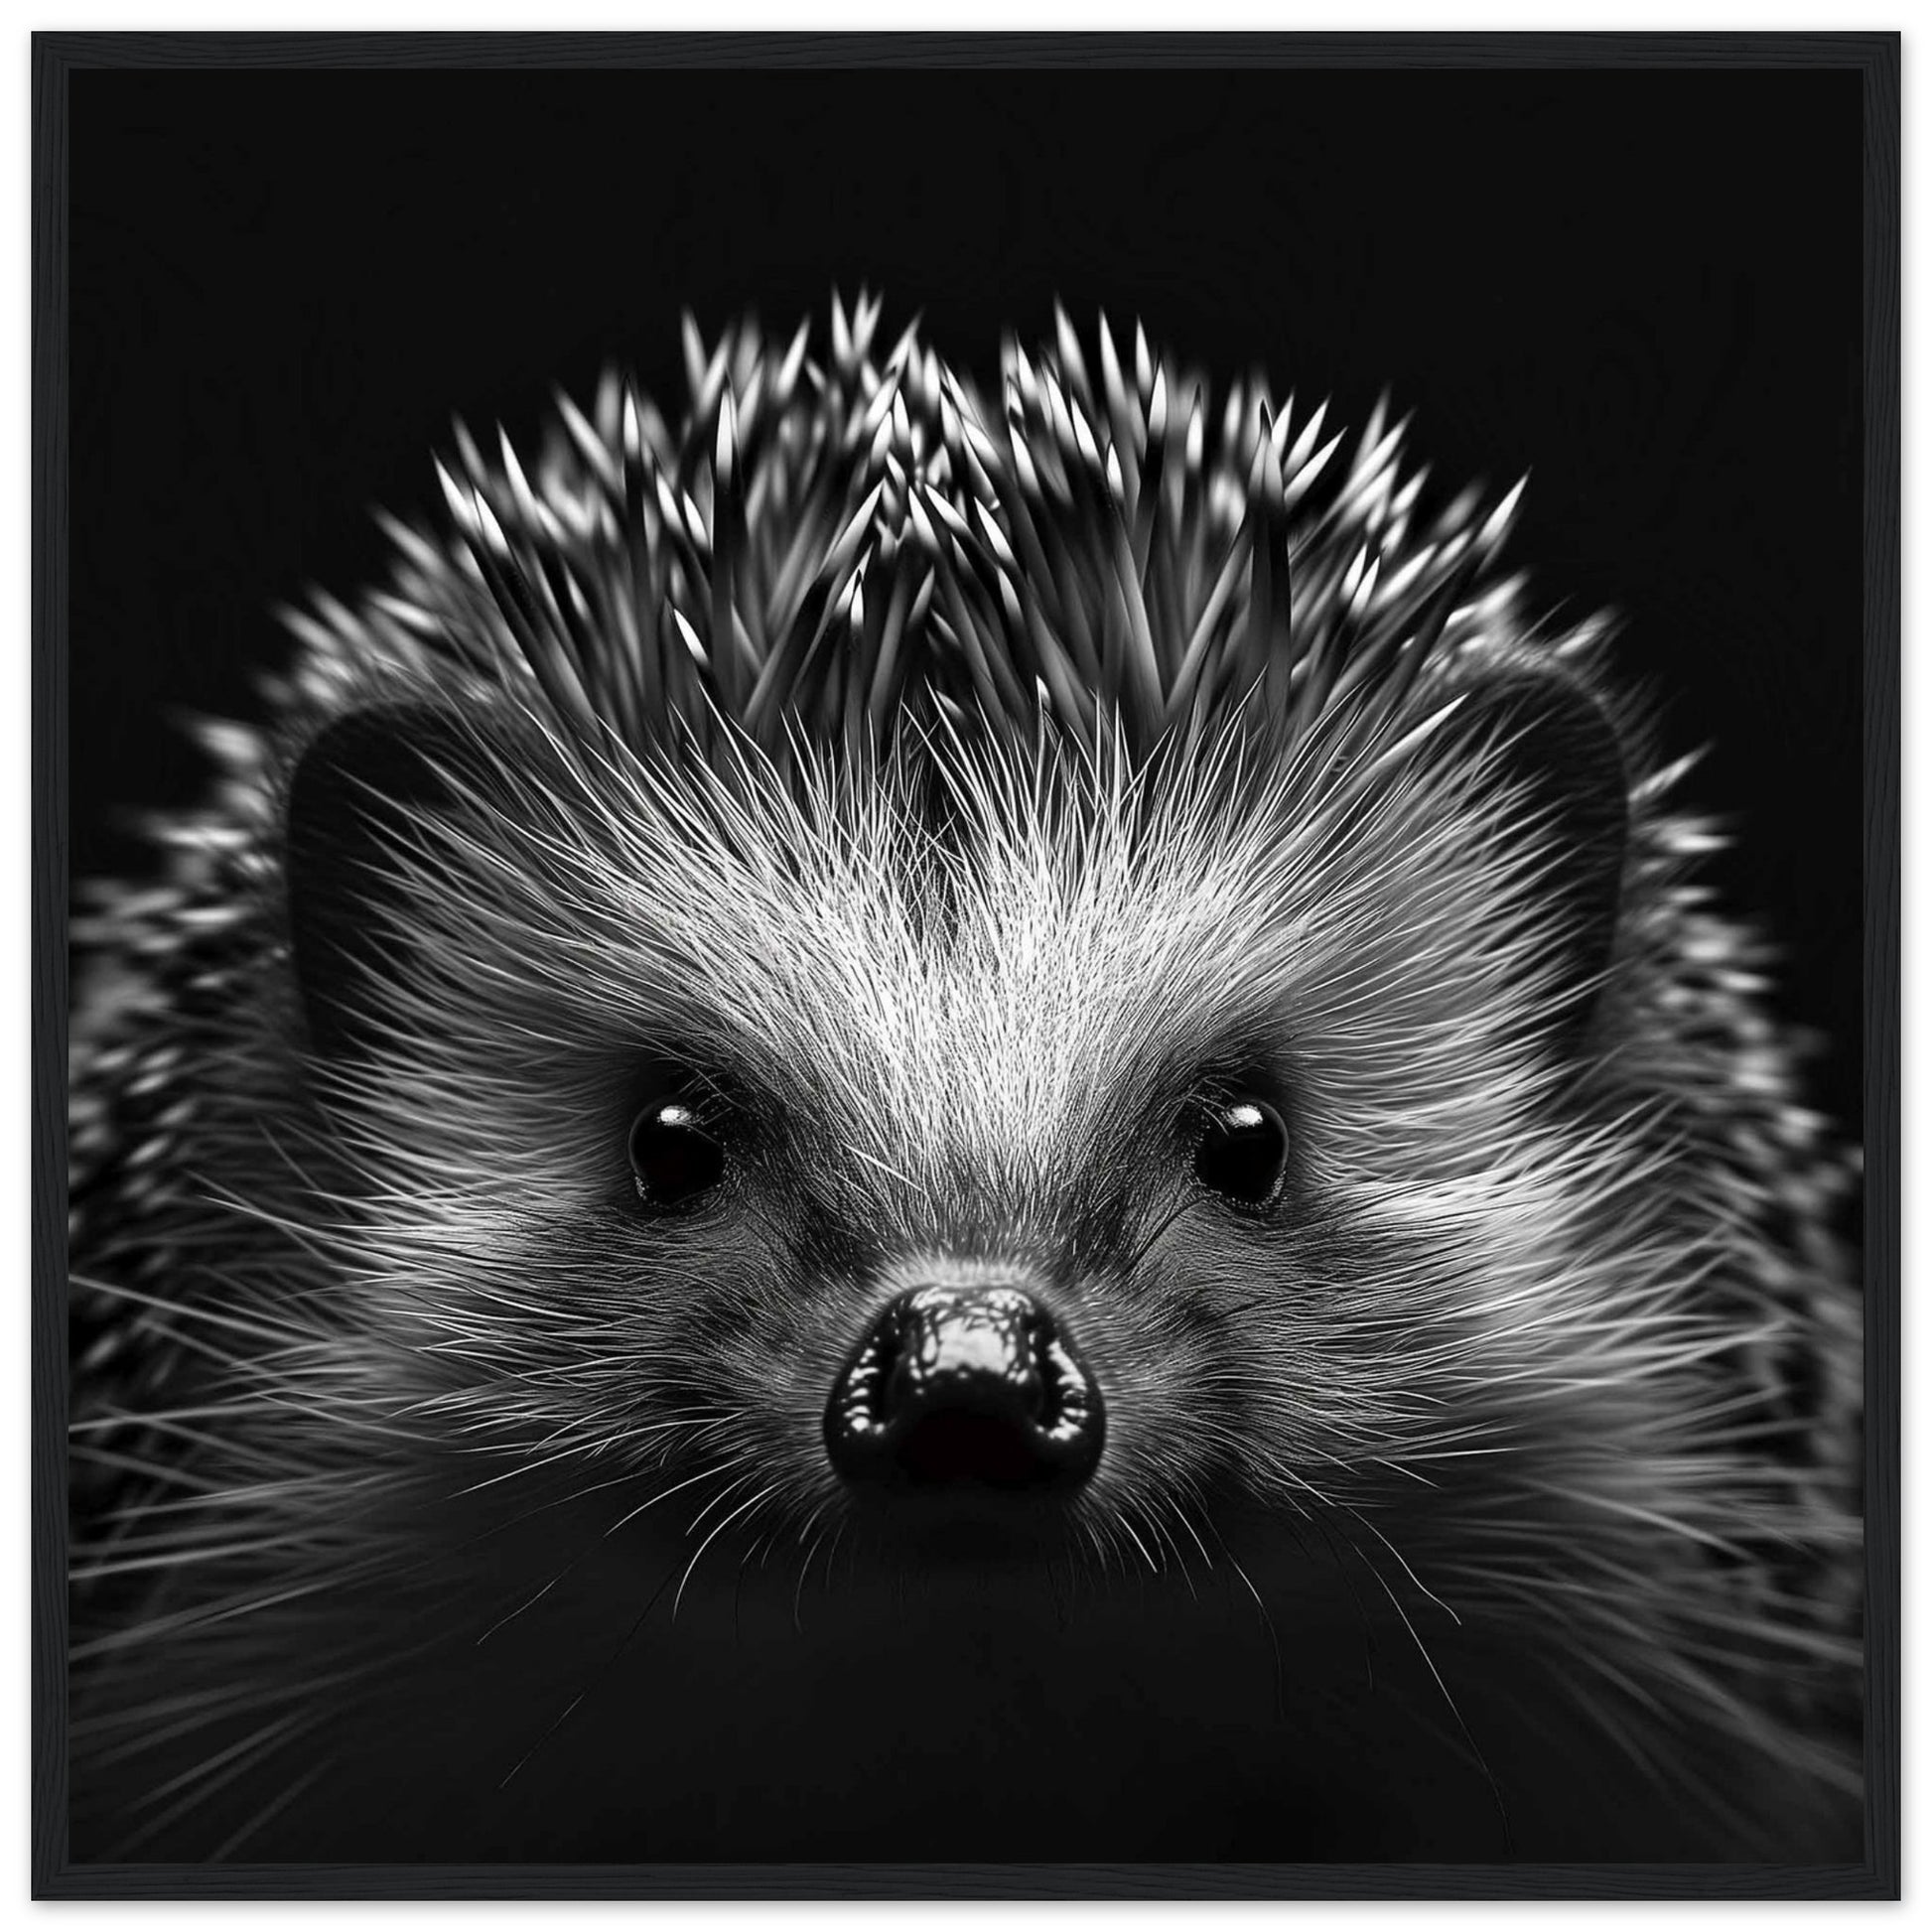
[627,1100,726,1207]
[1193,1097,1291,1206]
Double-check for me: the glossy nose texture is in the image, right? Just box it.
[824,1284,1104,1494]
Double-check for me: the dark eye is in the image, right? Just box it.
[1193,1098,1291,1206]
[627,1101,726,1207]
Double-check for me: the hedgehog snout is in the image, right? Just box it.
[823,1282,1104,1495]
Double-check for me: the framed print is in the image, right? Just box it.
[31,32,1900,1901]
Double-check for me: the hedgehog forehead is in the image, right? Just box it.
[429,718,1544,1168]
[555,727,1577,1199]
[634,782,1279,1174]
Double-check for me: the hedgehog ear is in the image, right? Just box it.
[284,705,475,1062]
[1435,655,1630,1053]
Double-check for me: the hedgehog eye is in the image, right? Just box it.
[627,1101,726,1207]
[1193,1098,1291,1206]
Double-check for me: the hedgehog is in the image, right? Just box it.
[67,294,1863,1864]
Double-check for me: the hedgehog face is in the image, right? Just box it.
[286,692,1645,1597]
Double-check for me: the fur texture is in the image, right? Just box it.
[69,296,1861,1863]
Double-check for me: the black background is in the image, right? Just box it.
[67,65,1863,1129]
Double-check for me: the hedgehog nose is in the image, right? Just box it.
[824,1284,1104,1494]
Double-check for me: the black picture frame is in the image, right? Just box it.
[31,30,1900,1902]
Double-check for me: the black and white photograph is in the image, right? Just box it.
[34,33,1897,1899]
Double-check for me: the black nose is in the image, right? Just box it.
[824,1284,1104,1494]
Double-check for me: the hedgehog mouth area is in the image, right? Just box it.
[833,1483,1093,1573]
